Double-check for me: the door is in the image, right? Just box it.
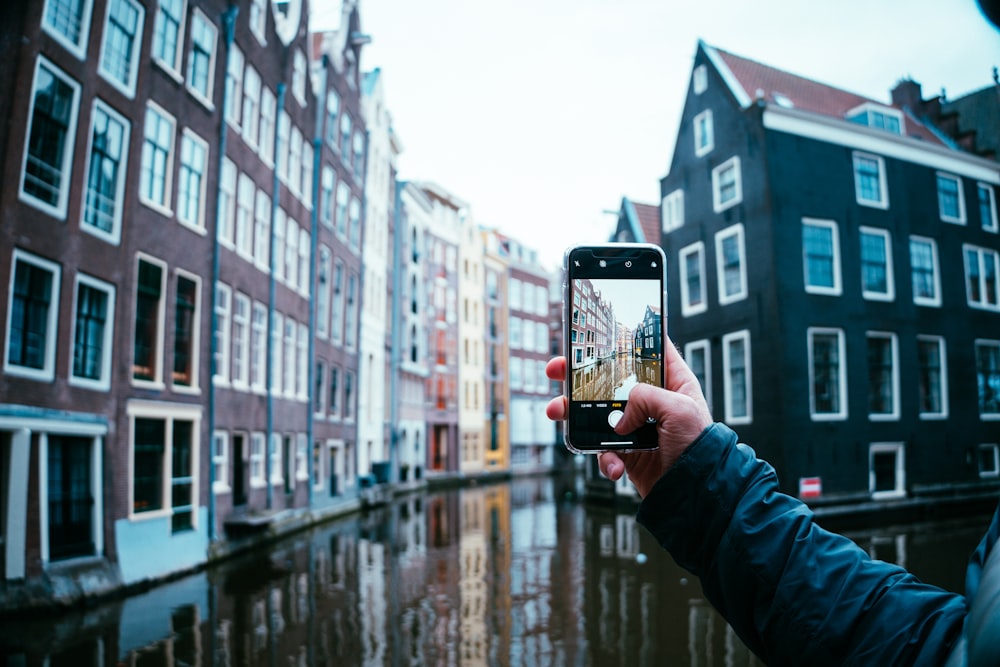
[233,433,247,507]
[48,436,94,560]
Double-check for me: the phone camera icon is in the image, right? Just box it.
[625,260,632,268]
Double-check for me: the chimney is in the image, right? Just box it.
[891,78,923,109]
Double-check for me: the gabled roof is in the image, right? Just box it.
[632,202,661,244]
[702,41,946,145]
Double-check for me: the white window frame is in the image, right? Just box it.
[253,189,271,271]
[172,270,202,393]
[241,66,261,149]
[295,433,308,480]
[976,339,1000,420]
[693,64,707,95]
[20,57,81,219]
[139,102,176,216]
[217,157,237,247]
[151,0,186,77]
[802,218,842,296]
[98,0,145,98]
[979,182,999,233]
[81,99,131,245]
[964,244,1000,311]
[259,86,276,166]
[979,443,1000,479]
[250,432,266,487]
[249,0,267,45]
[694,109,714,157]
[859,226,894,301]
[937,172,966,224]
[292,49,307,106]
[869,442,906,500]
[42,0,95,59]
[213,282,231,385]
[679,242,707,316]
[212,431,230,493]
[296,322,308,400]
[5,249,62,381]
[224,44,243,128]
[808,327,847,421]
[270,312,283,393]
[132,254,167,388]
[866,331,899,421]
[722,330,752,425]
[185,8,218,108]
[269,433,283,485]
[661,189,684,233]
[231,292,250,389]
[715,223,747,305]
[69,272,116,391]
[177,129,210,232]
[250,301,267,393]
[712,156,742,213]
[852,151,889,209]
[684,339,712,411]
[909,236,941,307]
[235,173,255,259]
[917,335,948,420]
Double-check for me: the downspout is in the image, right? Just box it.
[388,180,405,485]
[207,5,239,541]
[307,58,329,507]
[357,127,373,480]
[266,82,287,510]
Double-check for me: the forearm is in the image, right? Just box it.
[636,424,967,666]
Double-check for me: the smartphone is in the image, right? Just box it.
[563,243,667,453]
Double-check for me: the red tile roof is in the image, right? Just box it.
[632,201,661,244]
[707,44,946,145]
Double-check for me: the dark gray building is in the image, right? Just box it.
[616,41,1000,508]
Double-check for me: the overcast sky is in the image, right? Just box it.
[313,1,1000,269]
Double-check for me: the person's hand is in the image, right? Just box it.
[545,338,713,498]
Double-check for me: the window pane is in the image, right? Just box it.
[24,63,76,207]
[73,283,108,380]
[812,333,841,414]
[133,418,165,513]
[804,224,835,288]
[10,260,54,369]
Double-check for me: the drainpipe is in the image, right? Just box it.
[388,180,405,485]
[266,82,287,510]
[207,5,239,541]
[307,58,329,507]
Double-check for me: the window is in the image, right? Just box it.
[42,0,94,58]
[269,434,282,484]
[320,167,335,227]
[298,228,310,295]
[937,173,965,224]
[224,45,243,127]
[250,301,267,392]
[21,58,81,217]
[186,10,217,105]
[301,143,313,208]
[852,152,888,209]
[694,109,713,157]
[345,274,358,350]
[235,173,254,258]
[5,250,61,380]
[250,432,266,486]
[715,224,747,305]
[288,126,302,194]
[82,100,130,243]
[277,112,290,181]
[177,130,209,230]
[217,158,236,246]
[212,431,229,493]
[722,330,751,424]
[284,216,298,289]
[679,242,706,316]
[909,236,941,307]
[335,183,349,237]
[254,190,271,269]
[259,86,276,165]
[331,260,344,344]
[249,0,267,43]
[869,443,905,500]
[283,318,296,396]
[140,103,176,212]
[685,340,712,410]
[802,218,841,295]
[860,227,893,301]
[325,90,340,147]
[270,312,283,393]
[213,282,231,384]
[133,257,166,384]
[917,335,947,418]
[295,433,308,480]
[152,0,185,74]
[976,340,1000,418]
[314,361,326,417]
[231,293,250,388]
[173,273,199,388]
[70,274,115,389]
[329,365,341,418]
[273,209,286,281]
[339,113,352,157]
[241,66,261,148]
[964,245,1000,310]
[661,189,684,233]
[712,157,742,212]
[978,183,998,233]
[349,197,362,251]
[979,444,999,478]
[352,130,365,175]
[292,49,307,105]
[98,0,143,97]
[693,64,707,95]
[129,406,200,533]
[344,371,355,420]
[846,104,903,135]
[866,332,898,420]
[809,328,846,420]
[297,323,308,399]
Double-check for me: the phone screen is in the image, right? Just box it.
[564,244,666,452]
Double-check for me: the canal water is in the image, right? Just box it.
[1,474,992,666]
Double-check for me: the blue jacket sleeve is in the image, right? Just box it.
[636,423,968,667]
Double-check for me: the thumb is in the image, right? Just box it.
[613,383,674,434]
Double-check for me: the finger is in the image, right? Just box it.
[614,383,675,434]
[545,395,568,421]
[545,356,566,381]
[598,452,625,481]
